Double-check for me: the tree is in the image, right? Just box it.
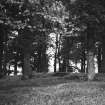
[64,0,105,79]
[1,0,105,79]
[0,25,5,77]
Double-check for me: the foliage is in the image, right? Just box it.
[0,0,105,76]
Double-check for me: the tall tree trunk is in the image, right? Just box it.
[99,34,105,73]
[58,34,61,72]
[46,33,56,72]
[60,59,66,72]
[58,56,61,72]
[14,51,18,75]
[37,47,41,72]
[22,52,32,79]
[0,38,3,77]
[97,47,102,73]
[0,48,3,72]
[81,58,85,73]
[101,41,105,73]
[0,26,8,76]
[2,32,8,76]
[54,33,58,73]
[38,43,48,72]
[0,25,7,77]
[0,25,3,76]
[41,52,48,72]
[54,51,57,73]
[87,51,95,80]
[81,48,86,73]
[3,44,7,76]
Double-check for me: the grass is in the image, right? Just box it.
[0,73,105,105]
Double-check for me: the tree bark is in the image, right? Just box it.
[54,52,57,73]
[41,52,48,72]
[22,52,32,79]
[87,51,95,80]
[37,43,48,72]
[2,43,7,76]
[2,28,8,76]
[101,42,105,73]
[37,47,41,72]
[0,38,3,77]
[0,25,3,75]
[60,59,67,72]
[0,25,7,77]
[97,47,102,73]
[46,33,56,72]
[81,48,86,73]
[14,51,18,75]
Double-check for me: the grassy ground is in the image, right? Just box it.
[0,73,105,105]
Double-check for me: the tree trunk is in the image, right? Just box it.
[87,51,95,80]
[14,60,17,75]
[58,56,61,72]
[14,51,18,75]
[1,26,8,76]
[41,52,48,72]
[54,34,58,73]
[0,25,3,77]
[97,47,102,73]
[58,34,61,72]
[81,48,86,73]
[37,43,48,72]
[2,39,7,76]
[37,47,41,72]
[46,33,56,72]
[101,40,105,73]
[60,59,66,72]
[0,49,2,69]
[22,52,32,79]
[0,25,7,77]
[81,58,85,73]
[0,39,3,77]
[54,51,57,73]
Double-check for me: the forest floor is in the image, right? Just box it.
[0,73,105,105]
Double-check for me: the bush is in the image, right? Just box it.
[93,73,105,81]
[64,73,88,81]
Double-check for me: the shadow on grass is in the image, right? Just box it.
[0,73,105,91]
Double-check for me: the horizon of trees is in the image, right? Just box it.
[0,0,105,80]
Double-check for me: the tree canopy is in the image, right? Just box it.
[0,0,105,79]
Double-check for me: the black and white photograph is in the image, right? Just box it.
[0,0,105,104]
